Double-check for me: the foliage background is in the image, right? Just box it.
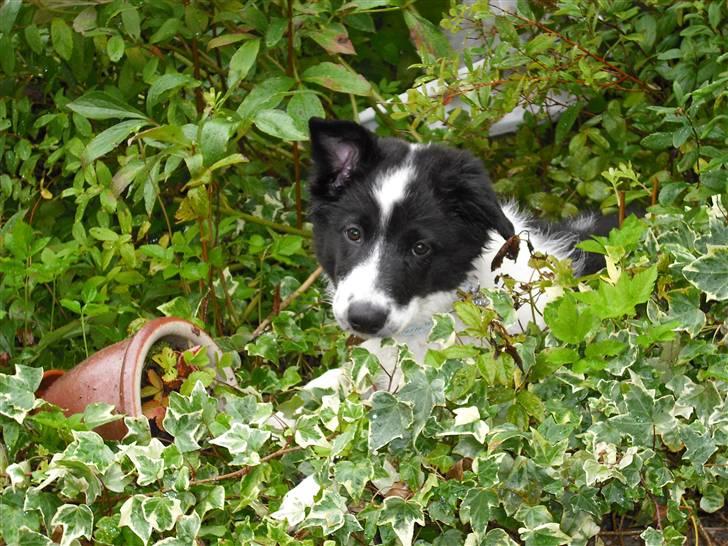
[1,0,728,545]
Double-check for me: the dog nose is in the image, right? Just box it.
[347,302,388,335]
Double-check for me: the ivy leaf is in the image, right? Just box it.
[368,391,414,451]
[123,439,166,485]
[271,475,320,527]
[334,460,373,501]
[300,489,348,534]
[143,496,184,533]
[683,246,728,301]
[460,487,498,536]
[294,415,330,449]
[209,422,271,465]
[379,496,425,546]
[119,495,152,543]
[228,39,260,88]
[163,382,217,452]
[17,527,54,546]
[151,513,202,546]
[302,62,372,96]
[50,504,93,546]
[82,402,123,429]
[61,430,116,473]
[0,365,43,423]
[254,109,308,141]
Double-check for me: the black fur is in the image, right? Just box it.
[308,118,515,306]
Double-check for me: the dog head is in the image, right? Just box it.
[308,118,514,338]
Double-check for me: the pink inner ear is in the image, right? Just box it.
[331,140,359,185]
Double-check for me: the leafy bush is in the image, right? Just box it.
[1,1,728,545]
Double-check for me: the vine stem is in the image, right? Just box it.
[185,443,304,487]
[250,266,323,340]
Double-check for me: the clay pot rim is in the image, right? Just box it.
[119,317,233,418]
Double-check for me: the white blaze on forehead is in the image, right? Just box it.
[373,146,418,225]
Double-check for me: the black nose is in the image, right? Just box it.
[347,302,389,335]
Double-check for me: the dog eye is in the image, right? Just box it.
[412,241,430,256]
[345,226,362,242]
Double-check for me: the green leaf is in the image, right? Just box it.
[287,91,326,133]
[308,22,356,55]
[254,109,308,141]
[50,504,93,546]
[403,10,451,62]
[236,76,294,123]
[683,246,728,301]
[200,118,237,166]
[107,35,125,62]
[379,497,425,546]
[368,391,414,451]
[51,18,73,61]
[67,91,147,120]
[121,6,141,40]
[149,17,180,44]
[302,62,372,96]
[543,293,598,344]
[82,119,147,164]
[0,0,22,35]
[641,132,674,150]
[146,73,199,112]
[575,266,658,320]
[555,103,581,144]
[228,39,260,88]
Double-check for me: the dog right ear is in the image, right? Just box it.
[308,117,376,198]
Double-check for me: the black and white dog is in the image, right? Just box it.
[306,117,612,384]
[270,118,620,522]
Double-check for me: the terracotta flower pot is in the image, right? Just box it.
[39,317,234,440]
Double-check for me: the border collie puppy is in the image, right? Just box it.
[307,118,611,387]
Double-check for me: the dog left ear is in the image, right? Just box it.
[308,117,376,197]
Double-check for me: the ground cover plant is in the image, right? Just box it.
[1,0,728,544]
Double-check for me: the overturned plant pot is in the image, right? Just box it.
[39,317,233,441]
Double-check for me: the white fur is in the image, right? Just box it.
[332,243,387,331]
[373,162,415,225]
[327,204,577,392]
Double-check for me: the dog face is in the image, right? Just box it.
[307,118,514,338]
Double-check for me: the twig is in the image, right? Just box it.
[250,266,323,339]
[490,4,655,95]
[220,204,312,238]
[184,443,304,487]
